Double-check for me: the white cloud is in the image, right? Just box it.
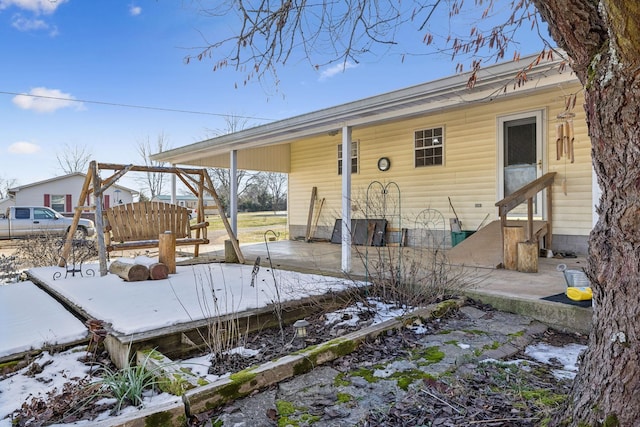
[11,13,57,35]
[319,61,358,81]
[129,4,142,16]
[8,141,41,154]
[0,0,68,14]
[12,87,83,113]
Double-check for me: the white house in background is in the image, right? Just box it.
[6,173,138,215]
[0,198,13,212]
[152,194,218,215]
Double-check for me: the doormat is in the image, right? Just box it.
[540,293,592,308]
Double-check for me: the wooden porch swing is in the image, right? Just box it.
[59,161,244,276]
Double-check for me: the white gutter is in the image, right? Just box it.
[151,54,574,165]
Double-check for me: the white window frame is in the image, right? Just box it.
[414,126,445,167]
[338,140,359,175]
[51,195,66,212]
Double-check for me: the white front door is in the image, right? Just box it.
[498,110,544,217]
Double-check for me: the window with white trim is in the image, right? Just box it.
[51,195,66,212]
[414,127,444,167]
[338,140,359,174]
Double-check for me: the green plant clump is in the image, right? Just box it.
[97,353,159,413]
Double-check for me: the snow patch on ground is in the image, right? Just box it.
[482,341,587,380]
[324,299,408,328]
[0,281,88,358]
[0,346,181,427]
[19,261,353,336]
[525,342,587,379]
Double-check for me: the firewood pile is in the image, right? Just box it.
[108,259,169,281]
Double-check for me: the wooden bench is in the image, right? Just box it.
[103,201,209,253]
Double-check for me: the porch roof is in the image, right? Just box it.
[151,53,577,171]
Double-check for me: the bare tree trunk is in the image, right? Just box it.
[533,0,640,424]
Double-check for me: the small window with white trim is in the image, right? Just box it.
[338,140,359,174]
[51,195,65,212]
[415,127,444,167]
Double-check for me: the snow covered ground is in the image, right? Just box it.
[0,345,181,427]
[0,259,357,426]
[0,258,588,426]
[1,258,355,358]
[0,311,588,427]
[0,281,88,358]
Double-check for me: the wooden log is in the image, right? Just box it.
[159,231,176,274]
[149,262,170,280]
[517,241,539,273]
[109,260,149,281]
[503,226,525,270]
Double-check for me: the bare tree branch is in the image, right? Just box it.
[187,0,545,85]
[56,143,92,174]
[136,132,171,199]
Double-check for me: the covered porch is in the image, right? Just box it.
[151,55,588,275]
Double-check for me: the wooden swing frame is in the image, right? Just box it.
[59,161,244,276]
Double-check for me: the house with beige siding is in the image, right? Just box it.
[152,54,595,271]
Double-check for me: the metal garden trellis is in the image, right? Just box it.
[365,180,402,292]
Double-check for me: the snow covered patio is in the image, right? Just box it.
[1,258,355,366]
[1,239,592,366]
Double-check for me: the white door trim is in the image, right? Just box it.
[497,109,546,217]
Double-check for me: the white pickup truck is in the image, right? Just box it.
[0,206,96,239]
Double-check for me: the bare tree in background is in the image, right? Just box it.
[137,132,170,199]
[207,114,260,210]
[56,143,92,174]
[206,113,251,137]
[0,176,17,200]
[189,0,640,424]
[263,172,287,213]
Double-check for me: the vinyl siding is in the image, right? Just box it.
[12,175,136,212]
[289,82,591,239]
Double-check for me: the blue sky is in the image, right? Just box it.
[0,0,547,192]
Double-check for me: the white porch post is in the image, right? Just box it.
[230,150,238,235]
[341,126,352,272]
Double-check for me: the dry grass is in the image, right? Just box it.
[205,211,288,243]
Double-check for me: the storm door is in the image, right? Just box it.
[498,110,544,216]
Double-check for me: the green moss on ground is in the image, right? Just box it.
[276,399,296,416]
[411,346,445,365]
[336,392,353,403]
[275,400,320,427]
[431,300,459,318]
[390,369,435,391]
[143,410,179,427]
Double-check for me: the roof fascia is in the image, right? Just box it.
[153,54,574,164]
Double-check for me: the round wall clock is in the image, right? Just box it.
[377,157,391,171]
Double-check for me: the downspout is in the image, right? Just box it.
[230,150,238,235]
[341,126,352,272]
